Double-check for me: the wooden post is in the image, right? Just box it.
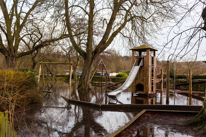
[189,69,192,96]
[160,92,163,104]
[153,51,156,93]
[105,73,108,104]
[189,95,192,105]
[0,111,19,137]
[69,64,72,99]
[145,49,151,95]
[166,61,170,104]
[0,112,4,137]
[131,50,135,94]
[101,62,104,91]
[41,63,45,85]
[38,64,42,86]
[132,50,135,67]
[161,68,163,92]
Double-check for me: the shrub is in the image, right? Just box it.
[116,72,128,77]
[0,70,42,126]
[192,75,206,79]
[0,70,41,109]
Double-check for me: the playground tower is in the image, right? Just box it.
[130,45,157,96]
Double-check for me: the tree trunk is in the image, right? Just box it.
[31,58,37,70]
[5,55,17,68]
[180,89,206,136]
[31,51,38,70]
[78,58,94,90]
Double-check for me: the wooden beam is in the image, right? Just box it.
[44,64,58,81]
[41,63,45,85]
[37,61,73,85]
[166,61,170,104]
[161,68,163,92]
[189,69,192,96]
[90,59,102,82]
[40,62,73,65]
[101,60,112,82]
[69,64,72,99]
[37,64,41,85]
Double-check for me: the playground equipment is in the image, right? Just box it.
[107,59,143,97]
[90,59,111,88]
[130,45,157,96]
[107,45,157,97]
[37,62,73,86]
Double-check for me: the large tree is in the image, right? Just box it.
[0,0,68,68]
[64,0,179,89]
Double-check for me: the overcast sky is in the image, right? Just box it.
[107,1,206,62]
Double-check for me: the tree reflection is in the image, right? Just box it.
[58,89,107,137]
[41,82,107,136]
[58,107,107,137]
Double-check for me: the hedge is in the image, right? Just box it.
[116,72,128,77]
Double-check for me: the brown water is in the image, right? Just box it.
[17,82,203,137]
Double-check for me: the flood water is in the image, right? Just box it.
[18,82,204,137]
[113,89,203,106]
[118,112,197,137]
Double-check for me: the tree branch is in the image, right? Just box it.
[17,34,69,58]
[65,0,86,59]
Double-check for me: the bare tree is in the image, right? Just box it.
[157,0,206,135]
[0,0,69,68]
[158,0,206,60]
[61,40,81,82]
[64,0,180,89]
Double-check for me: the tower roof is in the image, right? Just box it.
[130,45,157,51]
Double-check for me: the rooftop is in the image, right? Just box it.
[130,45,157,51]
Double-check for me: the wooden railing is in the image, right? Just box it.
[0,111,18,137]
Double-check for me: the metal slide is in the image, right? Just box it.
[107,59,143,97]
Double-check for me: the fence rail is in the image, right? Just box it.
[0,111,18,137]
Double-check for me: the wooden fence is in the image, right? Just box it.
[0,111,18,137]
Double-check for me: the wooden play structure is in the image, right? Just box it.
[90,59,111,87]
[130,45,157,96]
[37,62,73,86]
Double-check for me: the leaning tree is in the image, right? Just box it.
[64,0,181,89]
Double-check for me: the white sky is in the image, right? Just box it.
[107,1,206,62]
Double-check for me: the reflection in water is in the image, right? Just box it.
[19,82,133,137]
[115,90,203,106]
[131,126,194,137]
[157,92,203,106]
[131,96,156,105]
[19,81,204,136]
